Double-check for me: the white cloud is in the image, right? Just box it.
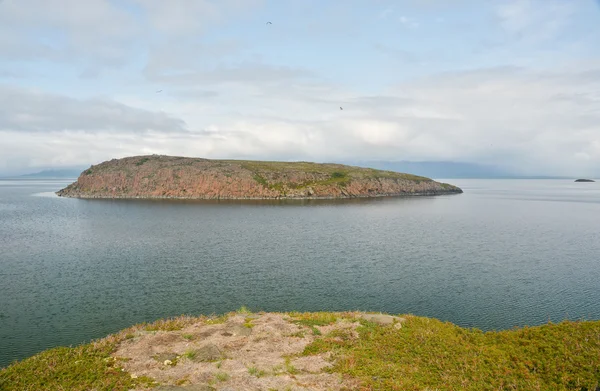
[399,16,419,29]
[0,84,187,133]
[0,0,599,177]
[495,0,575,44]
[3,62,600,176]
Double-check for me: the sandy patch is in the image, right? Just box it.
[114,312,360,391]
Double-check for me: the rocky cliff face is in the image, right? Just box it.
[56,155,463,199]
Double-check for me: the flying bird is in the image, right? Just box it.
[156,90,163,93]
[340,106,343,110]
[266,21,272,25]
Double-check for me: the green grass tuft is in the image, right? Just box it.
[182,350,196,360]
[143,315,196,331]
[304,315,600,390]
[215,371,230,382]
[248,366,267,378]
[289,311,339,327]
[237,305,252,314]
[135,157,149,166]
[0,339,153,391]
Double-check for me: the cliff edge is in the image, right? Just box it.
[56,155,463,199]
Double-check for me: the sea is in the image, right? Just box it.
[1,178,599,368]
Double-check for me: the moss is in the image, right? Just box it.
[135,157,149,166]
[0,339,154,391]
[289,311,339,327]
[4,311,600,390]
[252,174,268,187]
[304,315,600,391]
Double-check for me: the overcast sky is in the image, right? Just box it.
[0,0,599,176]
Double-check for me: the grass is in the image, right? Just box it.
[303,314,600,391]
[252,174,268,187]
[4,311,600,390]
[284,357,298,375]
[0,337,154,391]
[205,314,229,324]
[248,366,267,378]
[289,311,339,327]
[143,315,198,331]
[182,350,197,360]
[135,157,149,166]
[237,305,252,314]
[215,371,230,382]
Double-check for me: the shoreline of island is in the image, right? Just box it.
[55,155,464,200]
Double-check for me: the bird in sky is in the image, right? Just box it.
[156,90,163,93]
[266,21,272,25]
[340,106,343,110]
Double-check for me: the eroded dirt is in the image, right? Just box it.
[114,313,363,391]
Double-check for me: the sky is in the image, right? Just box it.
[0,0,599,176]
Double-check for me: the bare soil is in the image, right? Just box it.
[114,312,365,391]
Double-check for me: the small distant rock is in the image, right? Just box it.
[575,179,595,182]
[361,313,406,326]
[189,343,223,362]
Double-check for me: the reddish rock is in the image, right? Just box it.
[56,155,463,199]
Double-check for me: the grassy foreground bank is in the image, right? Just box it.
[1,310,599,391]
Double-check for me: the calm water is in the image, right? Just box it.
[1,178,600,368]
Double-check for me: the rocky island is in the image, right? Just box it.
[575,179,595,182]
[56,155,462,200]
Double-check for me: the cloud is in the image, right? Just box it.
[0,0,264,69]
[399,16,419,29]
[132,0,264,36]
[0,0,139,66]
[0,84,188,133]
[495,0,575,44]
[145,62,317,86]
[2,62,600,176]
[0,1,599,177]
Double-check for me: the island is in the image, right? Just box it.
[55,155,463,199]
[575,179,595,182]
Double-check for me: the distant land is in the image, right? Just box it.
[55,155,463,199]
[347,160,512,179]
[575,179,595,183]
[346,160,586,180]
[19,168,85,178]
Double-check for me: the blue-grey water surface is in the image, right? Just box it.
[1,178,600,368]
